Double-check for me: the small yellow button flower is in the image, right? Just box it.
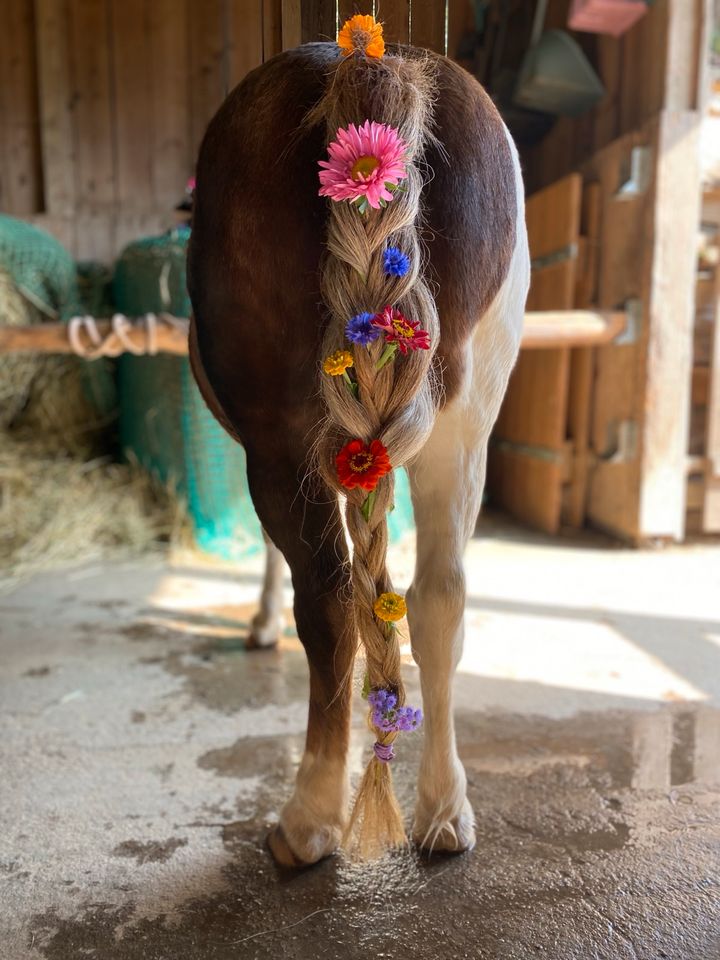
[373,592,407,622]
[323,350,354,376]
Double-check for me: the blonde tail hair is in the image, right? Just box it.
[314,47,440,858]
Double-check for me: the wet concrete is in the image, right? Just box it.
[1,525,720,959]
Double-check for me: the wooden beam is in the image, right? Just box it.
[0,316,189,357]
[521,310,626,349]
[34,0,76,219]
[0,309,627,357]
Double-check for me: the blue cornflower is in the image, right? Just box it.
[345,312,381,345]
[383,246,411,278]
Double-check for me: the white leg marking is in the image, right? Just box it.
[409,132,530,851]
[249,533,285,648]
[277,750,349,863]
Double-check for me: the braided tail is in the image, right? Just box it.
[314,21,439,858]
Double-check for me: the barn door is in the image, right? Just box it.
[487,173,582,533]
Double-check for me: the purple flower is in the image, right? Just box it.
[367,688,423,733]
[346,312,381,345]
[383,246,410,278]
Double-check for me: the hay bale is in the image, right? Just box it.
[0,222,190,584]
[0,436,190,588]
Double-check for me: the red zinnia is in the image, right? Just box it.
[336,438,392,491]
[371,305,431,354]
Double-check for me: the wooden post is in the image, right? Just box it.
[635,0,709,539]
[638,109,702,539]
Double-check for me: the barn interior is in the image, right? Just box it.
[1,1,720,958]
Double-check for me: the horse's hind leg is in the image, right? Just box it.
[247,533,285,649]
[242,438,354,866]
[408,228,528,852]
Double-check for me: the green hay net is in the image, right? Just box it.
[113,227,262,559]
[113,226,414,559]
[0,215,115,444]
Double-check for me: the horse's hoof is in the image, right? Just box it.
[413,800,476,854]
[245,620,281,650]
[245,632,278,651]
[266,820,340,868]
[266,824,308,867]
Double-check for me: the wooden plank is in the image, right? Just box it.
[68,0,116,209]
[110,0,153,209]
[446,0,471,61]
[527,174,583,261]
[410,0,446,54]
[703,258,720,531]
[487,453,565,535]
[686,474,705,511]
[281,0,302,49]
[73,212,114,262]
[705,263,720,476]
[563,347,594,527]
[497,350,571,449]
[338,0,373,29]
[575,181,601,308]
[686,455,708,475]
[580,128,649,542]
[378,0,409,45]
[188,0,225,161]
[34,0,76,220]
[692,365,709,406]
[227,0,264,86]
[26,213,76,252]
[638,110,701,539]
[301,0,336,42]
[593,35,621,152]
[263,0,283,59]
[619,0,667,134]
[664,0,707,111]
[565,180,603,528]
[703,477,720,532]
[490,170,582,534]
[148,0,191,209]
[0,0,42,214]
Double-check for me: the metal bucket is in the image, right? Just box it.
[514,0,605,116]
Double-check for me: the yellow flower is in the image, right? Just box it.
[337,14,385,59]
[323,350,354,376]
[373,592,407,622]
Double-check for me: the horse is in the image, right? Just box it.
[187,24,529,865]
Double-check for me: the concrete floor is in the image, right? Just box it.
[2,517,720,959]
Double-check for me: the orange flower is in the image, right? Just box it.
[323,350,354,376]
[373,592,407,622]
[337,14,385,59]
[336,438,391,491]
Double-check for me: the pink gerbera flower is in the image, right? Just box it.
[318,120,408,213]
[372,305,431,354]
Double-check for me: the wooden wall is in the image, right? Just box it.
[0,0,473,262]
[0,0,686,261]
[0,0,285,261]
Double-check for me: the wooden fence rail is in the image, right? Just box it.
[0,310,627,356]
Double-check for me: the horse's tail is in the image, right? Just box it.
[313,18,440,858]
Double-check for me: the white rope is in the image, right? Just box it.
[66,312,180,359]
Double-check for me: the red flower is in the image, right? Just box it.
[336,438,392,491]
[371,305,431,354]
